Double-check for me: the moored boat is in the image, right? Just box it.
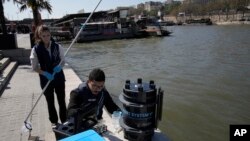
[74,22,135,42]
[51,10,172,43]
[136,17,172,37]
[144,25,172,37]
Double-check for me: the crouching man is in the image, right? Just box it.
[67,68,120,128]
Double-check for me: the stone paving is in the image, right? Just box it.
[0,64,81,141]
[0,34,82,141]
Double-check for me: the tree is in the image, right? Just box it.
[220,0,231,20]
[16,0,52,31]
[236,0,250,18]
[180,3,194,19]
[164,2,181,16]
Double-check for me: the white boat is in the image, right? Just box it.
[144,25,172,36]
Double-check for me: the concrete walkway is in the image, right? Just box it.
[0,34,170,141]
[0,34,92,140]
[0,64,81,141]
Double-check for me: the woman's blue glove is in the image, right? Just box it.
[53,65,62,73]
[42,71,54,81]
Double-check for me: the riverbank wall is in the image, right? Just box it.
[164,13,250,25]
[0,34,31,65]
[0,49,31,64]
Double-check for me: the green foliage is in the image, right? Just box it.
[16,0,52,28]
[158,0,249,17]
[178,0,250,16]
[164,2,181,15]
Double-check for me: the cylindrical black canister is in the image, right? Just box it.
[119,78,161,141]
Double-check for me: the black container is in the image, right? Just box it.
[53,118,75,140]
[123,79,157,104]
[119,78,163,141]
[53,117,98,140]
[53,103,98,140]
[119,95,156,129]
[120,120,154,141]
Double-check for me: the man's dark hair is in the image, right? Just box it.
[89,68,105,82]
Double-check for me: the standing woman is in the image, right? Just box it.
[30,25,67,128]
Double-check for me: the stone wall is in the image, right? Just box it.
[164,12,250,24]
[0,49,31,65]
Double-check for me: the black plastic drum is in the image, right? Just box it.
[119,95,156,129]
[123,79,157,104]
[119,78,163,141]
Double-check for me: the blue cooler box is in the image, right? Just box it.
[59,129,104,141]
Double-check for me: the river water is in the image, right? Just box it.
[62,25,250,141]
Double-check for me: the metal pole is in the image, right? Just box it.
[23,0,103,129]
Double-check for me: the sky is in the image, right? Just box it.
[3,0,169,20]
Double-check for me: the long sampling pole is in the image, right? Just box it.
[23,0,103,131]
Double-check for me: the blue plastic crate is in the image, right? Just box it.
[59,129,105,141]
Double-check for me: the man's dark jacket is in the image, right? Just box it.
[67,82,120,119]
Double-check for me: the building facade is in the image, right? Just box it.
[144,1,163,11]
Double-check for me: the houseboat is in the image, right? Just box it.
[136,17,172,37]
[49,26,72,40]
[51,10,172,42]
[144,25,172,36]
[73,21,135,42]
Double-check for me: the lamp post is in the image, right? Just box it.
[16,12,19,21]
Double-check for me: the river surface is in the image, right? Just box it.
[61,25,250,141]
